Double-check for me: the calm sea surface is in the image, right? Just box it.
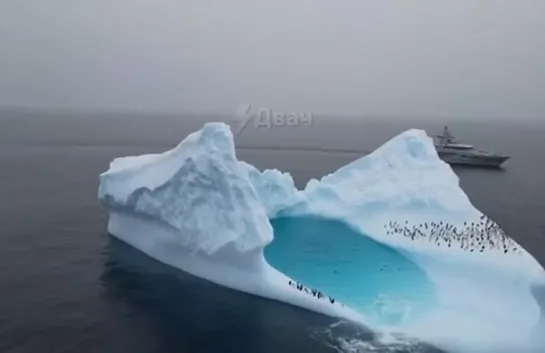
[0,111,544,353]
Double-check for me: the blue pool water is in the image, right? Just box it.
[264,216,438,326]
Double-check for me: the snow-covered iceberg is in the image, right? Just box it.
[98,122,545,352]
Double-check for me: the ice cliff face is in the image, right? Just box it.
[240,128,472,219]
[99,123,273,255]
[99,122,545,353]
[303,128,472,213]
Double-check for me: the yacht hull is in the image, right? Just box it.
[437,152,509,168]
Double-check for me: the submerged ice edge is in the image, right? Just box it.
[107,211,367,323]
[98,122,545,352]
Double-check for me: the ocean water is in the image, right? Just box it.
[0,111,544,353]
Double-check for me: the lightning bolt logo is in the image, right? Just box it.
[233,103,253,135]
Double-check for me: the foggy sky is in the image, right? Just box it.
[1,1,544,119]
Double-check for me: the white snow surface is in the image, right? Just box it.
[99,122,545,353]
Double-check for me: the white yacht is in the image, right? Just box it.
[433,126,510,168]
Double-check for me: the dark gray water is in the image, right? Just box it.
[0,111,544,353]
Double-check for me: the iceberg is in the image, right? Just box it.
[98,122,545,352]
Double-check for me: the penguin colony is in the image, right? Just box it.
[287,280,341,306]
[284,215,520,307]
[383,214,521,254]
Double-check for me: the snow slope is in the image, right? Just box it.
[98,122,545,352]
